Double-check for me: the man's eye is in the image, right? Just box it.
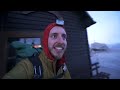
[62,34,67,40]
[51,34,57,39]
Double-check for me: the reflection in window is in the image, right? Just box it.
[19,38,41,45]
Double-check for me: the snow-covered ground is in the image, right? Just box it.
[90,48,120,79]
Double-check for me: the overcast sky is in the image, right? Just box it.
[87,11,120,45]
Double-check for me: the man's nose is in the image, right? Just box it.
[57,36,64,43]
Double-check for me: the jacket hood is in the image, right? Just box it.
[42,23,66,67]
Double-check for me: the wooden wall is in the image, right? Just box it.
[0,11,92,79]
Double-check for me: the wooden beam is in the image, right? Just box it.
[0,31,43,38]
[0,32,7,78]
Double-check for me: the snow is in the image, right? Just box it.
[90,48,120,79]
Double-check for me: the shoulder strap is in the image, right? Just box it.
[29,53,67,79]
[28,53,43,79]
[51,64,67,79]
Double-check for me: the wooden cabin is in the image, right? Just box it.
[0,11,95,79]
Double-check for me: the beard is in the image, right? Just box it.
[48,43,66,60]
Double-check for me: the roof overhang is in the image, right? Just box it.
[77,11,96,29]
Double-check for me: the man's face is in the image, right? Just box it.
[48,26,67,60]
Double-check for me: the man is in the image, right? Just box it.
[2,21,71,79]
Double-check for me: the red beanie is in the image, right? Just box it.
[42,23,65,66]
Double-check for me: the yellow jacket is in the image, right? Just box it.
[2,51,71,79]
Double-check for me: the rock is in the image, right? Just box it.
[90,42,109,51]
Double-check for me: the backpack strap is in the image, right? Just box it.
[28,53,43,79]
[29,53,67,79]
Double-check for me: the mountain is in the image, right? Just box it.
[90,42,109,51]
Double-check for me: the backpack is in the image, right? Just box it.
[8,41,66,79]
[7,41,42,73]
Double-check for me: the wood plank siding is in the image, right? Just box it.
[0,11,95,79]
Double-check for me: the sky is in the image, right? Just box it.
[87,11,120,45]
